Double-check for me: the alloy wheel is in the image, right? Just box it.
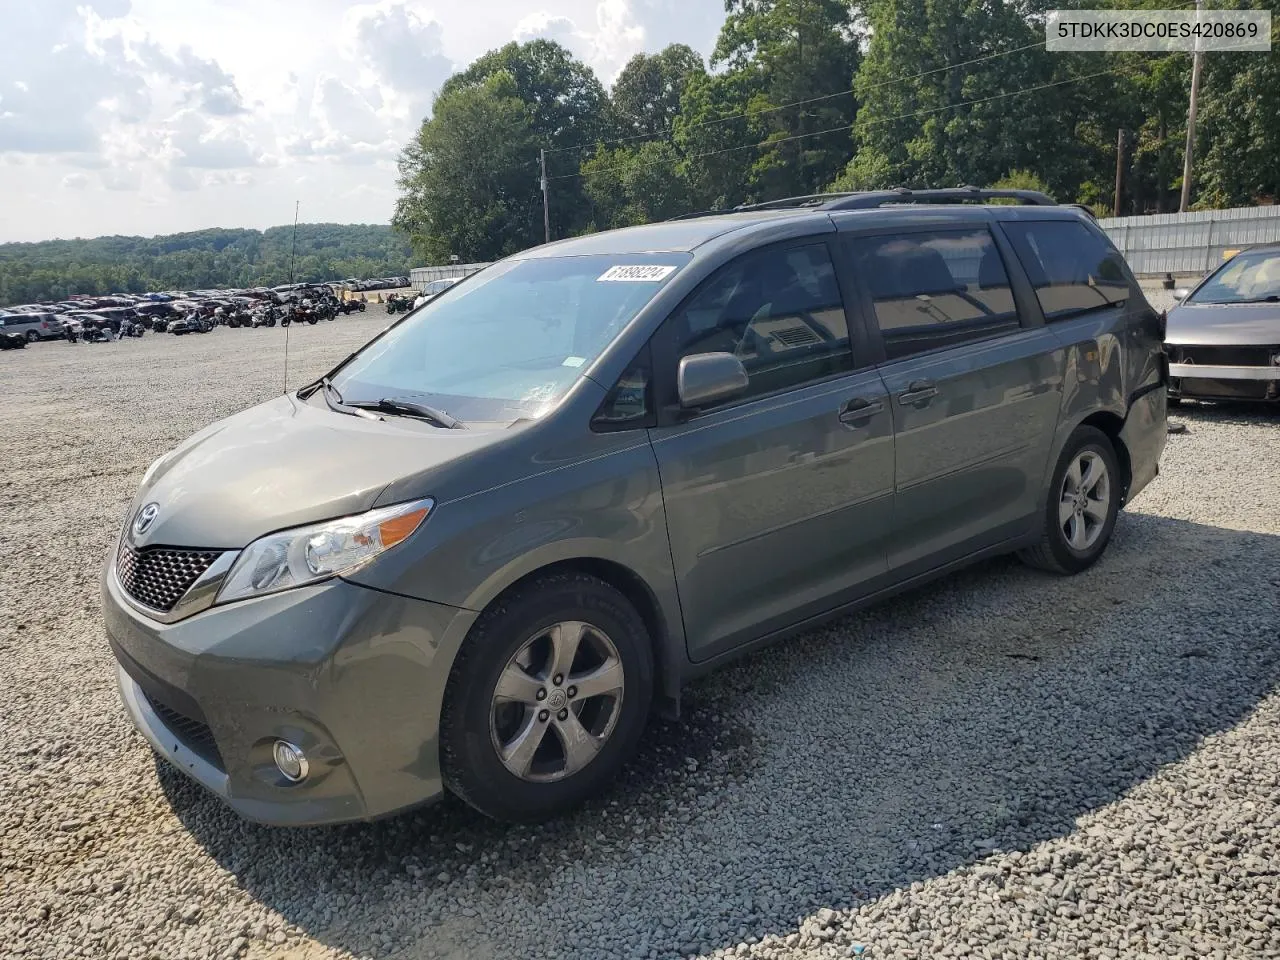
[489,620,625,783]
[1059,450,1110,552]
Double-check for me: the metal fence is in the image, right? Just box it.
[1098,205,1280,277]
[410,263,490,291]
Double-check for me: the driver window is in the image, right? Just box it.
[668,243,853,402]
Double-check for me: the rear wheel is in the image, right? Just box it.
[26,330,39,343]
[1018,425,1121,575]
[440,572,653,822]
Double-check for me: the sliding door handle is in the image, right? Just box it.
[898,379,938,406]
[838,396,885,425]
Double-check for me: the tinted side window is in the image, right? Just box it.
[592,349,653,430]
[846,229,1019,361]
[667,243,853,403]
[1002,220,1130,320]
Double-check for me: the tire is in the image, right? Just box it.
[1018,425,1122,575]
[26,330,39,343]
[440,572,654,822]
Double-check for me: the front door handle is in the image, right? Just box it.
[898,379,938,406]
[838,396,885,425]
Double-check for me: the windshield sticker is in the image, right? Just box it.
[562,356,586,368]
[597,265,677,283]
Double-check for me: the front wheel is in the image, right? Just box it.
[1018,425,1121,575]
[440,573,654,822]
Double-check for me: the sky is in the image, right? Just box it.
[0,0,725,243]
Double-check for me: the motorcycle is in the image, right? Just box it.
[385,294,412,315]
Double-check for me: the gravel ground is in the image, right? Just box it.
[2,308,1279,960]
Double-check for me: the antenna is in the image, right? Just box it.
[283,200,299,396]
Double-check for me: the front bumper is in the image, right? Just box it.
[103,560,477,826]
[1168,362,1280,401]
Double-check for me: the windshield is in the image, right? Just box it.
[333,253,689,422]
[1188,249,1280,304]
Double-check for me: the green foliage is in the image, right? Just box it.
[395,40,610,262]
[992,170,1053,193]
[612,45,706,138]
[698,0,861,205]
[1195,0,1280,208]
[581,141,693,230]
[394,71,541,263]
[0,224,411,306]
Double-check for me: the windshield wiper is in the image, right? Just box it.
[315,377,380,421]
[347,398,465,429]
[319,376,344,405]
[1194,294,1280,304]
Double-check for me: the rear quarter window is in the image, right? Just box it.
[1002,219,1132,320]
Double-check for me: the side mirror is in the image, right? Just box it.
[677,352,749,410]
[1173,288,1191,302]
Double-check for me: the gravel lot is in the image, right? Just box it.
[2,306,1278,960]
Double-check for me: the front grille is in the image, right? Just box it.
[117,544,219,613]
[143,693,223,768]
[1176,344,1275,367]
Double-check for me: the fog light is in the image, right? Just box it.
[272,740,309,782]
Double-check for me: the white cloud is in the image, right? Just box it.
[515,12,580,48]
[0,0,725,242]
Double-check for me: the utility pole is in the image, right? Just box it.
[1114,129,1126,217]
[1179,0,1204,213]
[288,200,300,283]
[540,148,551,244]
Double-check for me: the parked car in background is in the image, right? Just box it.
[168,315,212,335]
[0,311,63,341]
[103,189,1167,829]
[414,277,460,308]
[1166,243,1280,404]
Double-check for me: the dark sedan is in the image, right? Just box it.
[1166,244,1280,403]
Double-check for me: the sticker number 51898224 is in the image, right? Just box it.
[597,265,677,282]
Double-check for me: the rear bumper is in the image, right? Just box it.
[1120,386,1167,504]
[103,560,478,826]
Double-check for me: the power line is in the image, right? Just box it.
[553,68,1123,184]
[543,37,1053,161]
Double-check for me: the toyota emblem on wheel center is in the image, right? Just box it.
[133,503,160,536]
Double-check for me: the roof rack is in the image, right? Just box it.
[668,186,1060,221]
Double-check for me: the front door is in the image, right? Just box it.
[841,225,1063,573]
[648,239,896,661]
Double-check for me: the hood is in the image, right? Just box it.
[1166,301,1280,346]
[129,395,509,549]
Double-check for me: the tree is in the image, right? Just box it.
[715,0,862,200]
[422,40,610,244]
[834,0,1067,194]
[581,141,693,229]
[394,71,541,263]
[1195,1,1280,207]
[612,44,706,138]
[0,225,413,305]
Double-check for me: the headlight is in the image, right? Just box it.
[216,498,433,605]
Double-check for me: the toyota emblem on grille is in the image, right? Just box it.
[133,503,160,536]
